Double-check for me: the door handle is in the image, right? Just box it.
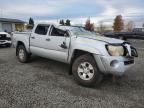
[46,38,50,41]
[31,36,35,39]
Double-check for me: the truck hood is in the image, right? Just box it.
[0,32,8,35]
[77,35,124,44]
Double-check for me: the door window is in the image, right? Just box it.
[50,26,69,37]
[35,24,49,35]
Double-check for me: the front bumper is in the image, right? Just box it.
[94,55,134,76]
[0,40,11,45]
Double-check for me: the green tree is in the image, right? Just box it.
[29,17,34,25]
[59,20,62,25]
[59,19,65,25]
[65,19,71,26]
[125,21,134,32]
[59,20,62,24]
[27,17,34,30]
[113,15,124,32]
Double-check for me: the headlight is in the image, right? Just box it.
[106,45,124,56]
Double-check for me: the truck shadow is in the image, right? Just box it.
[26,55,142,92]
[29,55,70,76]
[29,56,126,85]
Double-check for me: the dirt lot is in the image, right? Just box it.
[0,40,144,108]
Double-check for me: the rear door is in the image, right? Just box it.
[30,24,51,57]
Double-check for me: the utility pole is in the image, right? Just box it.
[0,8,3,18]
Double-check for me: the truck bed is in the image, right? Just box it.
[12,32,31,51]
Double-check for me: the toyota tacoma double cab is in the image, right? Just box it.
[13,23,138,87]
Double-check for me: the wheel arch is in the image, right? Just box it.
[69,49,96,75]
[71,52,103,87]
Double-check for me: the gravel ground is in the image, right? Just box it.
[0,40,144,108]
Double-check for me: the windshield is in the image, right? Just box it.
[70,27,96,36]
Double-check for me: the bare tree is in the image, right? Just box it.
[113,15,124,32]
[85,18,94,32]
[98,21,106,33]
[125,21,134,32]
[143,23,144,28]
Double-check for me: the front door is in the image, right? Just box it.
[30,24,51,57]
[46,25,70,62]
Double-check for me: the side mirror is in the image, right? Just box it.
[59,42,67,49]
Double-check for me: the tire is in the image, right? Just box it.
[17,45,29,63]
[72,54,103,87]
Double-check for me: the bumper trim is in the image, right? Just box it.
[93,54,134,76]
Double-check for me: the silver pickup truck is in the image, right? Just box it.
[13,23,138,87]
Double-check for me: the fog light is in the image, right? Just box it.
[110,60,119,68]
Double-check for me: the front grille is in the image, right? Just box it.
[0,34,11,41]
[6,37,11,41]
[0,34,6,40]
[124,60,134,65]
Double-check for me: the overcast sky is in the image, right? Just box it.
[0,0,144,26]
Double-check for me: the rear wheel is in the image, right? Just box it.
[17,45,29,63]
[72,54,103,87]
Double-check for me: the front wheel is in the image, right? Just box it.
[72,54,103,87]
[17,45,29,63]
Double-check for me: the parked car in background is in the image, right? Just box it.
[0,32,11,47]
[13,23,138,87]
[133,27,144,32]
[104,27,144,40]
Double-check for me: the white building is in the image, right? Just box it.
[0,18,25,33]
